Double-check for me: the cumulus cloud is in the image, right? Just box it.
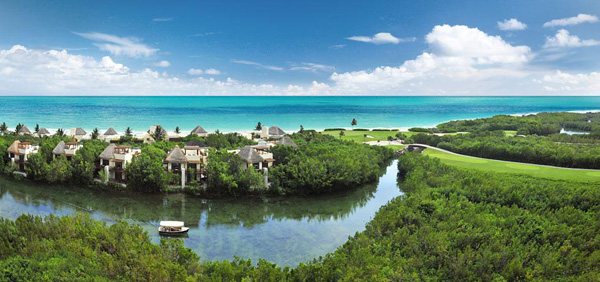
[231,59,284,71]
[347,32,415,44]
[74,32,158,57]
[543,14,599,27]
[544,29,600,48]
[153,60,171,67]
[330,25,534,94]
[497,18,527,31]
[542,71,600,91]
[188,68,221,75]
[290,63,335,72]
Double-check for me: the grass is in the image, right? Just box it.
[321,130,418,142]
[423,148,600,183]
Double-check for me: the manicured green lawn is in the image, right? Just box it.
[423,148,600,183]
[321,130,418,142]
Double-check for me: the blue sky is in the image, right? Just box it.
[0,0,598,95]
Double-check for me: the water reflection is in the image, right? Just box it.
[0,160,401,266]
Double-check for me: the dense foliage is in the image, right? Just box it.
[437,112,600,135]
[411,130,600,169]
[295,153,600,280]
[269,132,394,195]
[205,149,264,196]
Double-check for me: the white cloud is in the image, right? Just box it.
[497,18,527,31]
[231,59,284,71]
[153,17,174,22]
[188,68,221,75]
[543,14,599,27]
[329,44,346,49]
[544,29,600,48]
[187,68,203,75]
[330,25,534,94]
[153,60,171,67]
[204,68,221,75]
[74,32,158,58]
[347,32,415,44]
[542,71,600,91]
[290,62,335,72]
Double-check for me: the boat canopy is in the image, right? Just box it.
[159,221,185,228]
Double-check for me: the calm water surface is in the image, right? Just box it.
[0,160,401,266]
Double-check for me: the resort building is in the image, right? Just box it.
[18,125,32,135]
[277,136,298,148]
[70,128,87,141]
[238,146,274,170]
[37,128,51,137]
[260,125,286,139]
[98,144,141,183]
[6,140,39,171]
[102,128,120,142]
[165,145,209,188]
[190,125,208,137]
[52,141,82,161]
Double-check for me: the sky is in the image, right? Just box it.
[0,0,599,95]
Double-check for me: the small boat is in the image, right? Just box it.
[158,221,189,236]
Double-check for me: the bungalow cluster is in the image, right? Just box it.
[5,124,297,188]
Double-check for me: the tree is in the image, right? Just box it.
[364,134,367,141]
[351,118,357,128]
[151,125,166,141]
[15,123,22,135]
[0,122,7,134]
[339,131,345,139]
[175,126,180,134]
[126,154,168,192]
[255,122,262,131]
[125,127,133,137]
[34,124,39,133]
[91,128,99,140]
[55,128,65,137]
[299,125,304,133]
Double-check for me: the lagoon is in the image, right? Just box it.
[0,160,401,267]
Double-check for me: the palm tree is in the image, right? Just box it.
[175,126,180,134]
[55,128,65,137]
[151,125,166,141]
[351,118,357,128]
[255,122,262,131]
[125,127,133,137]
[364,134,367,141]
[15,123,22,135]
[299,125,304,133]
[34,124,40,133]
[0,122,7,135]
[339,131,345,139]
[91,128,99,140]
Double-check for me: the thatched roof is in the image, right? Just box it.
[268,126,285,136]
[186,139,207,147]
[104,128,118,136]
[7,140,20,154]
[166,146,187,164]
[277,136,298,148]
[238,146,263,163]
[191,125,207,134]
[74,128,86,135]
[38,128,50,135]
[19,125,31,134]
[99,144,116,160]
[52,141,66,155]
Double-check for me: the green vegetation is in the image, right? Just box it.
[423,146,600,183]
[4,153,600,280]
[269,132,394,195]
[321,129,416,142]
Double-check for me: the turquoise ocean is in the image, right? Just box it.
[1,96,599,132]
